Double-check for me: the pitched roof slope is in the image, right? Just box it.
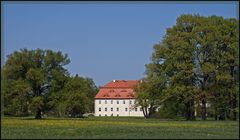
[95,80,139,99]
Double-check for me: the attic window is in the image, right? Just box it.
[103,93,109,97]
[115,93,121,97]
[121,89,127,92]
[109,89,115,92]
[127,93,134,97]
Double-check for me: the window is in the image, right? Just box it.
[117,108,119,111]
[135,108,137,111]
[99,114,101,116]
[111,108,113,111]
[129,100,132,104]
[117,100,119,104]
[140,108,143,111]
[99,108,101,112]
[105,114,107,116]
[99,100,101,104]
[105,108,107,111]
[111,100,113,104]
[117,114,119,116]
[105,100,107,104]
[134,101,136,104]
[125,108,128,111]
[123,100,125,104]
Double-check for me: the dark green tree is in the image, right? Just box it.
[143,14,238,120]
[47,75,98,117]
[2,48,70,119]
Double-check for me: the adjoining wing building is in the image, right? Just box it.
[94,80,144,117]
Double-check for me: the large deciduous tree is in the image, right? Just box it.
[3,48,70,119]
[139,14,238,120]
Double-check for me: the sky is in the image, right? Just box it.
[2,2,238,86]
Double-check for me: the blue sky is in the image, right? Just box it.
[2,2,238,86]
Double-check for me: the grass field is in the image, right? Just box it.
[1,117,239,139]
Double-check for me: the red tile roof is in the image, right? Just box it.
[95,80,139,99]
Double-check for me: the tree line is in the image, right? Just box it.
[2,49,98,119]
[135,14,239,120]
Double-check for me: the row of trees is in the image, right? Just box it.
[2,49,98,119]
[135,14,239,120]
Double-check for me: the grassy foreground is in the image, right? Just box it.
[1,117,239,139]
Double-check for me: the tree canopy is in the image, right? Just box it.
[2,48,98,119]
[135,14,239,120]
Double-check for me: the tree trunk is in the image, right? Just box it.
[142,107,147,118]
[185,100,196,120]
[201,98,207,120]
[228,90,237,120]
[185,102,190,120]
[214,106,218,120]
[35,108,42,119]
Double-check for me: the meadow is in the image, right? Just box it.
[1,117,239,139]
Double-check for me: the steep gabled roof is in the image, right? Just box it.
[95,80,139,99]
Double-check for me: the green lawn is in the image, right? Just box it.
[1,117,239,139]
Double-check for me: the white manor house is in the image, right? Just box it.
[94,80,144,117]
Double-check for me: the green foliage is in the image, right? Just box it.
[139,14,238,120]
[2,48,98,119]
[46,75,98,118]
[29,97,44,113]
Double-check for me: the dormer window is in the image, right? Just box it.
[109,89,115,92]
[103,93,109,97]
[115,93,121,97]
[127,93,134,97]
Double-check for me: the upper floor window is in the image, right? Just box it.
[129,100,132,104]
[99,100,101,104]
[117,100,119,104]
[111,100,113,104]
[134,101,136,104]
[123,100,125,104]
[105,100,107,104]
[105,108,107,111]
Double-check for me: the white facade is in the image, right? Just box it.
[95,99,144,117]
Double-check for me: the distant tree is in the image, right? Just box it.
[2,48,70,119]
[47,75,98,117]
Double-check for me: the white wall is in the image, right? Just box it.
[95,99,144,117]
